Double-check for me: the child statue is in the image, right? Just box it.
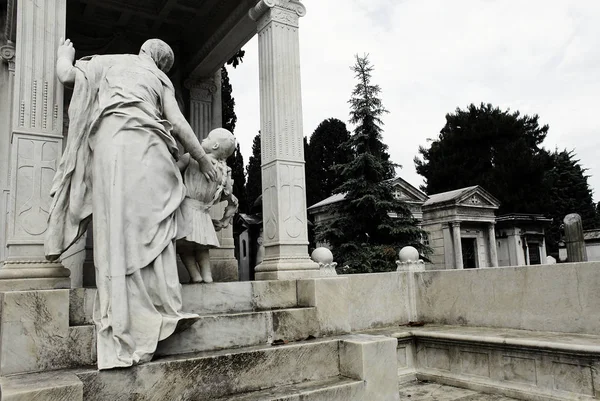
[177,128,239,283]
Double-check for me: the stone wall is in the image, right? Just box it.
[415,262,600,335]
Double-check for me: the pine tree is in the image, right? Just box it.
[316,55,426,273]
[221,66,237,133]
[246,132,262,212]
[228,143,247,213]
[305,118,354,206]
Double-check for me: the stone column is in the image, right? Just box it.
[0,0,71,290]
[0,40,16,264]
[186,78,217,141]
[452,222,464,269]
[249,0,319,280]
[487,223,498,267]
[185,75,238,281]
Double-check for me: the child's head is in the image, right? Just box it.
[201,128,236,160]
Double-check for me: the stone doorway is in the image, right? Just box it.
[461,238,478,269]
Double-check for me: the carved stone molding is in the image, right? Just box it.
[249,0,306,30]
[185,78,217,102]
[1,41,15,72]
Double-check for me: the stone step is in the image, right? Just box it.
[0,371,83,401]
[77,338,341,401]
[70,306,319,363]
[70,280,299,325]
[156,307,319,356]
[0,334,399,401]
[215,376,365,401]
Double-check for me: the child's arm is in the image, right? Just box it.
[213,169,238,231]
[176,153,191,172]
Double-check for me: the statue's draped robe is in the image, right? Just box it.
[46,54,197,370]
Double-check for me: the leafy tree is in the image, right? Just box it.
[415,103,550,214]
[316,54,427,273]
[544,149,600,253]
[305,118,354,206]
[415,103,600,256]
[246,132,262,211]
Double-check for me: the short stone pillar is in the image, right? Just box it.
[396,246,424,272]
[563,213,588,262]
[310,247,337,276]
[249,0,318,280]
[396,246,423,323]
[546,255,557,265]
[0,0,71,290]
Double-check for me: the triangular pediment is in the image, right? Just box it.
[457,186,500,209]
[389,177,429,203]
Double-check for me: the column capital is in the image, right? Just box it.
[184,78,217,102]
[1,41,15,72]
[451,221,461,228]
[249,0,306,30]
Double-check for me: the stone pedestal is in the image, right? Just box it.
[249,0,318,280]
[0,0,71,290]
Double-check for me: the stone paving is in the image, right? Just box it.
[399,381,518,400]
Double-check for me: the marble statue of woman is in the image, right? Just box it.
[45,38,217,370]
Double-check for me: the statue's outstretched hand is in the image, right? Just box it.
[57,38,75,64]
[197,155,218,181]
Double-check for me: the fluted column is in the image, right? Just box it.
[452,222,464,270]
[0,0,71,290]
[487,223,498,267]
[185,78,217,141]
[249,0,318,280]
[0,41,16,264]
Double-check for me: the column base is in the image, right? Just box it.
[0,261,71,291]
[254,257,320,281]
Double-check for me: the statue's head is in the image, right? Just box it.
[202,128,236,160]
[139,39,174,73]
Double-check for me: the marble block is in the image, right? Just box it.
[339,334,400,401]
[0,290,69,375]
[0,371,83,401]
[297,277,351,336]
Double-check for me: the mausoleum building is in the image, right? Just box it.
[420,186,500,270]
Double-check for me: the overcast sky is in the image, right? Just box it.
[229,0,600,204]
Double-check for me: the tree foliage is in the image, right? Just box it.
[305,118,354,207]
[543,149,600,253]
[228,143,247,213]
[316,55,427,273]
[415,103,550,214]
[246,132,262,211]
[221,49,246,212]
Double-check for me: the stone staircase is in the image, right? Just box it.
[0,282,400,400]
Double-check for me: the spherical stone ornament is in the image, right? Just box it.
[311,247,334,265]
[546,255,557,265]
[398,246,420,263]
